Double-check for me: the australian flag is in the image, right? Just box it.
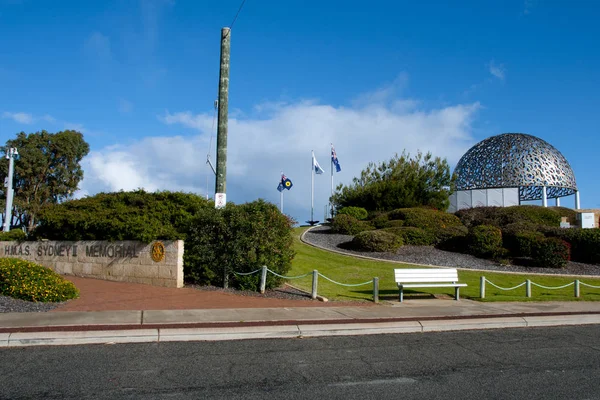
[277,174,293,192]
[331,145,341,172]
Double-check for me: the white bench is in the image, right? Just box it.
[394,268,467,302]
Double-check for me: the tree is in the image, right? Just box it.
[0,130,90,231]
[330,150,455,212]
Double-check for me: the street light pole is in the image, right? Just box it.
[3,147,18,232]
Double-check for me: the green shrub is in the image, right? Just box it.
[337,206,368,220]
[532,237,570,268]
[381,220,405,228]
[0,229,26,241]
[467,224,503,258]
[351,230,403,252]
[435,225,469,251]
[541,227,600,264]
[456,205,561,229]
[501,221,543,257]
[369,212,390,229]
[34,190,211,242]
[331,214,373,235]
[511,231,546,257]
[383,227,436,246]
[0,258,79,302]
[549,206,577,226]
[183,199,295,290]
[388,207,462,230]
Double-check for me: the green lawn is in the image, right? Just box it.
[287,227,600,303]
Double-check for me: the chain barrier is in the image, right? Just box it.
[232,268,262,276]
[485,280,526,291]
[531,282,574,290]
[317,273,373,287]
[266,269,312,280]
[580,282,600,289]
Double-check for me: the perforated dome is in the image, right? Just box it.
[454,133,577,201]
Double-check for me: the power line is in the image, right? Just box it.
[229,0,247,30]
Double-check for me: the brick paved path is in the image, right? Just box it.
[53,276,372,312]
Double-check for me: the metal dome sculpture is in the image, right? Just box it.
[454,133,577,201]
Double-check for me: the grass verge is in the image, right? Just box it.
[288,227,600,303]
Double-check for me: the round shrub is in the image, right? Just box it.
[337,206,368,221]
[381,220,405,228]
[351,230,403,252]
[0,229,26,241]
[540,227,600,264]
[467,224,503,258]
[511,231,546,257]
[369,212,390,229]
[184,199,295,290]
[435,225,469,251]
[0,258,79,302]
[389,207,463,230]
[331,214,373,235]
[456,205,561,229]
[532,237,570,268]
[383,227,436,246]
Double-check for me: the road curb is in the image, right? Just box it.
[2,313,600,347]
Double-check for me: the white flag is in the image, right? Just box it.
[313,152,324,175]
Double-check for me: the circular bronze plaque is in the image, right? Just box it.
[151,241,166,262]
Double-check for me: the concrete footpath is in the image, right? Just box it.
[2,299,600,347]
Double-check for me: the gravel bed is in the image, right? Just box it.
[0,295,62,313]
[303,225,600,277]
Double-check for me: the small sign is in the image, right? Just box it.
[215,193,226,209]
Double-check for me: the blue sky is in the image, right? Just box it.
[1,0,599,224]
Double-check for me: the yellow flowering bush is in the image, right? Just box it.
[0,258,79,302]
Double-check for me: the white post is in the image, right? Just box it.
[542,186,547,207]
[575,191,581,210]
[556,197,560,206]
[280,190,283,213]
[3,148,17,232]
[330,149,334,219]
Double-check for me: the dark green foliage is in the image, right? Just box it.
[337,206,368,220]
[1,130,90,231]
[549,206,577,225]
[184,199,295,290]
[368,212,390,229]
[0,258,79,302]
[381,220,405,228]
[383,227,436,246]
[0,229,26,241]
[456,205,561,229]
[435,225,469,251]
[389,207,463,230]
[33,190,211,242]
[467,225,503,258]
[331,150,454,212]
[350,230,403,252]
[532,237,570,268]
[542,227,600,264]
[512,231,546,257]
[330,214,374,235]
[501,222,544,257]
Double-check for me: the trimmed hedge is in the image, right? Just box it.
[383,227,436,246]
[34,190,212,242]
[0,229,26,241]
[183,199,295,290]
[456,205,561,229]
[331,214,374,235]
[0,258,79,302]
[351,230,403,252]
[337,206,368,220]
[541,227,600,264]
[532,237,570,268]
[467,224,503,258]
[435,225,469,251]
[389,207,463,230]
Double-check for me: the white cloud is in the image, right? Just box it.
[1,111,34,124]
[489,60,506,81]
[79,84,481,223]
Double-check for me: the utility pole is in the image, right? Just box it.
[3,147,18,232]
[214,27,230,210]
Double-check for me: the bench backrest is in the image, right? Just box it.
[394,268,460,283]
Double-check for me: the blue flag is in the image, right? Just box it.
[313,153,324,175]
[278,174,293,191]
[331,145,341,173]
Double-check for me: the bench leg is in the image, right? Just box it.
[455,286,460,301]
[399,286,404,303]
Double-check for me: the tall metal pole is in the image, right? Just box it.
[311,151,315,222]
[3,148,17,232]
[215,27,230,202]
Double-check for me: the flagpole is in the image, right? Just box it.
[280,190,283,213]
[311,150,314,222]
[330,144,334,219]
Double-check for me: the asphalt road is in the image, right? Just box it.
[1,325,600,399]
